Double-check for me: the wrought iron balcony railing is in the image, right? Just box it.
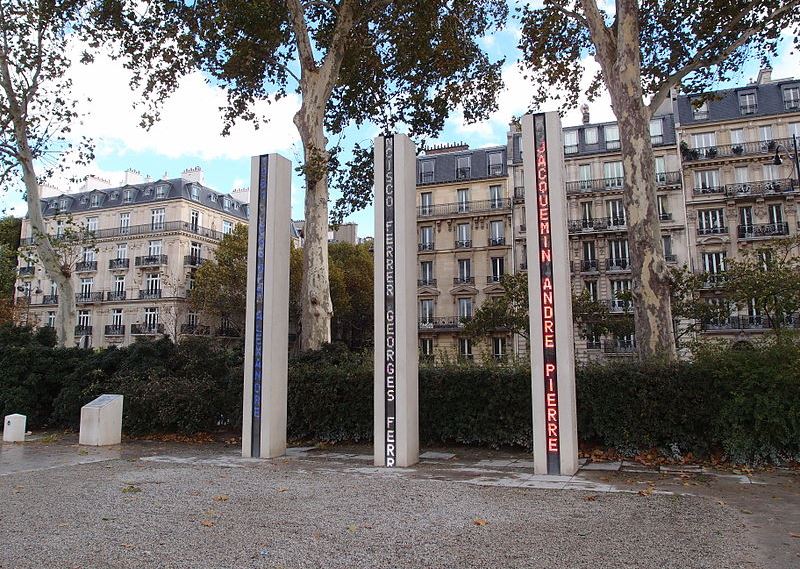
[104,325,125,336]
[576,259,599,272]
[181,324,211,335]
[606,258,631,271]
[109,258,130,269]
[75,292,103,303]
[698,273,727,289]
[701,314,799,331]
[106,291,127,301]
[682,137,792,162]
[131,323,165,335]
[603,340,636,354]
[565,172,682,195]
[74,325,93,336]
[488,237,506,246]
[418,242,434,251]
[738,222,790,239]
[453,276,475,285]
[184,255,206,267]
[216,327,241,337]
[418,316,470,330]
[75,261,98,272]
[486,275,504,283]
[417,198,511,218]
[417,278,437,287]
[697,225,727,236]
[567,217,627,234]
[18,266,35,276]
[454,239,472,248]
[135,255,168,267]
[41,294,58,305]
[138,289,162,300]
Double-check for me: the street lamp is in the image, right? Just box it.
[772,134,800,185]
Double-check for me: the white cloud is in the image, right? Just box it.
[68,46,301,162]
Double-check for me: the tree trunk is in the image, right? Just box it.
[581,0,677,360]
[295,101,333,350]
[13,120,76,347]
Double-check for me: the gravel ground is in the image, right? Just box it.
[0,457,757,569]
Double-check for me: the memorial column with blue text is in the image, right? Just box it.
[373,134,419,468]
[242,153,292,459]
[522,113,579,476]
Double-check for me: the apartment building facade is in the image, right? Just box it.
[15,175,249,347]
[676,69,800,336]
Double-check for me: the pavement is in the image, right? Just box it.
[1,433,798,568]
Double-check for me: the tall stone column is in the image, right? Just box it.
[373,134,419,467]
[522,113,579,476]
[242,153,292,459]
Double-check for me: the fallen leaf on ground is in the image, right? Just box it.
[347,524,358,533]
[121,485,141,494]
[638,486,654,497]
[790,533,800,538]
[277,488,288,493]
[741,509,753,514]
[201,520,214,527]
[472,518,489,526]
[121,543,134,549]
[585,495,597,502]
[212,495,229,502]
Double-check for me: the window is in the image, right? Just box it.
[692,100,708,119]
[583,240,596,262]
[456,223,470,246]
[691,132,717,149]
[56,220,64,236]
[122,190,133,203]
[190,242,201,261]
[144,307,159,327]
[739,92,757,115]
[457,258,471,281]
[458,298,473,320]
[490,256,505,281]
[420,337,434,358]
[420,160,435,183]
[608,239,629,268]
[86,217,98,233]
[111,309,123,327]
[584,127,598,145]
[210,194,217,203]
[458,337,473,359]
[784,86,800,110]
[187,273,195,291]
[492,337,506,360]
[82,246,95,263]
[420,226,434,247]
[146,273,160,292]
[457,188,470,212]
[151,208,165,230]
[223,198,232,210]
[114,275,125,294]
[116,243,127,260]
[420,261,433,284]
[611,280,631,311]
[789,122,800,139]
[47,312,56,328]
[190,185,200,201]
[698,209,726,234]
[649,118,663,144]
[148,240,162,256]
[489,185,503,208]
[119,212,130,234]
[654,157,666,183]
[59,198,69,211]
[456,156,471,179]
[191,210,200,231]
[694,169,720,190]
[662,236,673,259]
[762,164,779,181]
[603,161,623,187]
[730,129,745,145]
[607,199,625,226]
[757,125,773,144]
[769,204,783,225]
[584,280,598,301]
[581,202,593,226]
[702,251,726,274]
[77,310,91,327]
[187,311,198,327]
[564,130,578,154]
[734,166,749,186]
[90,194,101,208]
[604,124,620,150]
[578,164,592,189]
[419,299,434,322]
[657,195,670,219]
[80,278,93,295]
[489,220,505,244]
[487,152,503,176]
[223,220,233,235]
[50,281,58,296]
[420,192,433,215]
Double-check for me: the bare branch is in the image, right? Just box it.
[286,0,318,72]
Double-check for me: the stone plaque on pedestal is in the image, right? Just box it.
[79,394,123,446]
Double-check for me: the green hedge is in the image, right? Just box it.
[1,324,798,464]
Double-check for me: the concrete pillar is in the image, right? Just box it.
[522,112,579,476]
[373,134,419,467]
[242,153,292,459]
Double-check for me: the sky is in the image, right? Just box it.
[1,12,798,237]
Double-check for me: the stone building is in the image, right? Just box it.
[15,169,249,347]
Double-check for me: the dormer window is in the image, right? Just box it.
[144,187,152,196]
[739,92,758,115]
[48,201,57,209]
[692,100,708,120]
[784,86,800,111]
[649,118,663,145]
[563,130,578,154]
[80,196,88,204]
[111,191,119,200]
[223,198,231,210]
[419,160,435,183]
[190,185,199,201]
[59,199,68,210]
[487,151,504,176]
[122,190,133,203]
[155,185,167,199]
[210,194,217,203]
[90,194,101,207]
[605,124,620,150]
[455,155,471,180]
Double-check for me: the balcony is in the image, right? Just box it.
[721,178,797,199]
[739,104,758,115]
[607,299,632,313]
[74,325,93,336]
[181,324,210,335]
[454,239,472,248]
[785,99,800,111]
[603,340,636,354]
[75,292,103,303]
[41,294,58,305]
[106,291,127,301]
[453,276,475,285]
[418,316,469,331]
[699,273,727,289]
[702,314,799,331]
[456,167,471,180]
[486,275,504,284]
[682,138,792,163]
[606,258,630,271]
[109,258,130,269]
[18,266,35,276]
[697,225,727,236]
[216,327,241,337]
[665,254,678,263]
[606,140,621,151]
[488,237,506,246]
[519,262,528,271]
[131,323,165,335]
[659,212,673,222]
[75,261,98,272]
[514,186,525,201]
[488,164,504,176]
[738,222,790,240]
[135,255,168,267]
[138,289,162,300]
[419,172,434,184]
[567,217,627,234]
[417,198,511,218]
[418,242,434,252]
[104,325,125,336]
[418,278,437,287]
[576,259,599,272]
[184,255,205,267]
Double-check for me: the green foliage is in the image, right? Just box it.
[572,289,634,341]
[190,223,248,333]
[464,272,531,340]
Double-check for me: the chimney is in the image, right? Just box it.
[580,103,590,124]
[181,166,205,184]
[39,182,62,198]
[124,168,143,185]
[231,187,250,204]
[423,142,470,155]
[82,174,111,191]
[757,67,773,85]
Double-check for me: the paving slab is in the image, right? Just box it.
[581,461,622,472]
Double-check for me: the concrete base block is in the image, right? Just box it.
[3,414,26,442]
[79,394,123,446]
